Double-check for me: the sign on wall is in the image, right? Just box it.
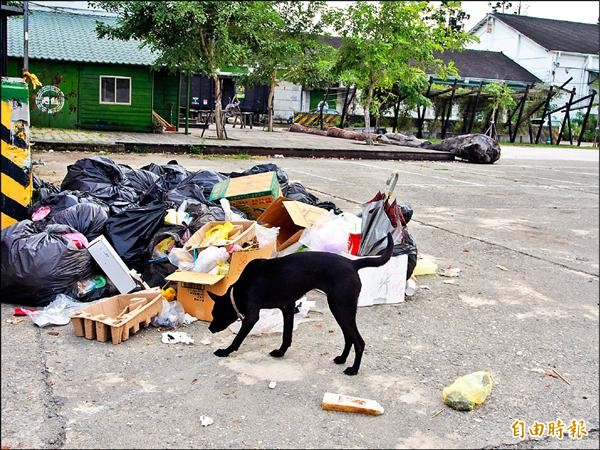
[35,85,65,114]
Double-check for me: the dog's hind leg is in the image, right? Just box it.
[328,298,365,375]
[270,305,294,358]
[214,311,260,357]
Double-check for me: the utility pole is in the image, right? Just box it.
[23,0,29,72]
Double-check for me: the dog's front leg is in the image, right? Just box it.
[270,305,294,358]
[214,312,259,357]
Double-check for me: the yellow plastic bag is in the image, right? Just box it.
[202,222,234,246]
[413,256,438,276]
[442,371,493,411]
[161,287,177,302]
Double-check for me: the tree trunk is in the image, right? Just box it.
[267,70,276,132]
[212,74,225,139]
[364,82,374,146]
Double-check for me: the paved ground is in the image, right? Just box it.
[2,146,598,449]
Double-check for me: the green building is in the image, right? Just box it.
[7,6,180,132]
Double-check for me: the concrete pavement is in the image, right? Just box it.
[1,147,598,449]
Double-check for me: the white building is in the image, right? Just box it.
[468,13,599,105]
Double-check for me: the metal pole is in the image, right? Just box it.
[577,90,596,146]
[441,79,457,139]
[340,85,351,129]
[185,73,191,135]
[417,77,433,138]
[468,81,483,133]
[23,0,29,72]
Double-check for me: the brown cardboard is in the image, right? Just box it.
[184,220,256,251]
[70,289,163,344]
[257,198,327,251]
[209,172,282,219]
[166,241,276,321]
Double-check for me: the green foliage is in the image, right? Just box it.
[482,82,517,115]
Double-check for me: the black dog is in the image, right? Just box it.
[208,234,394,375]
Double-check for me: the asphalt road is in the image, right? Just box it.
[2,147,598,449]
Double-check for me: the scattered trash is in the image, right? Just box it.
[431,408,444,417]
[268,381,277,389]
[199,415,214,427]
[47,330,60,336]
[191,378,198,384]
[161,287,177,302]
[161,331,194,345]
[405,278,417,297]
[152,300,186,329]
[443,280,457,285]
[438,267,461,278]
[442,371,494,411]
[413,256,438,276]
[550,368,571,385]
[274,154,285,158]
[25,294,88,327]
[199,337,212,345]
[321,392,384,415]
[496,265,509,271]
[228,298,313,335]
[183,313,198,326]
[6,317,24,325]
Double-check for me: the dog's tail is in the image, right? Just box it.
[351,233,394,271]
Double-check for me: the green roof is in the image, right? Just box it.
[8,7,158,66]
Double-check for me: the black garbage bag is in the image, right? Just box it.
[184,202,250,233]
[285,181,320,204]
[168,170,228,207]
[141,160,189,191]
[229,163,289,194]
[30,190,110,224]
[32,173,60,204]
[61,157,138,206]
[398,203,413,225]
[119,165,165,205]
[392,228,418,279]
[105,202,168,268]
[141,259,178,288]
[1,222,94,306]
[50,203,109,241]
[147,225,190,260]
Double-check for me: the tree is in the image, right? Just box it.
[489,1,519,14]
[241,1,334,132]
[482,82,517,139]
[91,1,266,139]
[325,1,476,145]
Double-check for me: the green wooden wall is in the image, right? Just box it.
[153,70,180,128]
[8,58,180,132]
[79,64,153,132]
[8,59,79,128]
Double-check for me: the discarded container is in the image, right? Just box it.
[166,241,276,321]
[257,198,327,252]
[442,371,494,411]
[209,171,281,219]
[70,289,163,344]
[87,236,138,294]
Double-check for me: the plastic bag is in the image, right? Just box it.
[25,294,87,327]
[168,248,195,271]
[442,371,494,411]
[193,246,230,273]
[299,210,353,254]
[152,299,186,328]
[50,202,109,241]
[220,198,245,222]
[105,202,168,267]
[140,259,178,288]
[1,221,94,306]
[255,223,279,248]
[142,161,190,191]
[228,297,313,335]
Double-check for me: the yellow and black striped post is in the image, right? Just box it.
[1,77,32,230]
[293,112,340,128]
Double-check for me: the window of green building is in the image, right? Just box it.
[100,76,131,105]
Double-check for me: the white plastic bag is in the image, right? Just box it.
[299,210,353,254]
[228,297,315,335]
[220,198,245,221]
[255,223,279,248]
[168,248,195,270]
[26,294,87,327]
[193,246,230,273]
[152,300,186,328]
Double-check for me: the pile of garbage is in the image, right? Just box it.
[1,157,418,309]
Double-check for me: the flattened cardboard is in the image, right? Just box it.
[209,172,281,219]
[257,198,327,251]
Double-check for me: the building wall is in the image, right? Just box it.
[469,17,598,103]
[153,70,180,128]
[78,64,153,132]
[272,81,302,121]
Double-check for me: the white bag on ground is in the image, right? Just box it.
[299,210,353,254]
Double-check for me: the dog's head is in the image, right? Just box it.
[208,287,239,333]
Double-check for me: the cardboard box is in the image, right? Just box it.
[184,220,255,251]
[166,241,276,321]
[209,172,281,219]
[258,198,327,251]
[87,235,137,294]
[345,253,408,306]
[70,289,163,344]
